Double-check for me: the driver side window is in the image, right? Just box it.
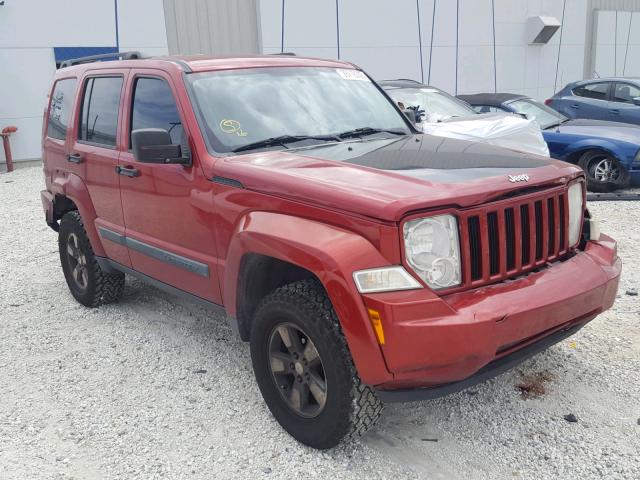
[130,77,186,151]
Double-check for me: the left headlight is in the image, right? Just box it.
[567,182,585,247]
[403,214,461,290]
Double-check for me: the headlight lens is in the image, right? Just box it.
[403,214,461,290]
[353,266,422,293]
[635,149,640,163]
[567,182,584,247]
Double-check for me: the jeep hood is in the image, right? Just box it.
[211,134,582,222]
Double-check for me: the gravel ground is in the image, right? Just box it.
[1,166,638,479]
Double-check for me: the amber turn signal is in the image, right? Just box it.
[367,308,385,345]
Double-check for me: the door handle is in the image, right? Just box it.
[569,104,580,109]
[67,153,83,164]
[610,109,620,114]
[115,165,140,178]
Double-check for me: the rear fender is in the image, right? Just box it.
[49,172,106,257]
[224,211,395,385]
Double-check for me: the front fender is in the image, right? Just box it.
[224,211,394,385]
[50,171,106,257]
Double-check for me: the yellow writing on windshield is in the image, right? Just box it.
[220,119,248,137]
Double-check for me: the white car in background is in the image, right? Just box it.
[380,79,550,157]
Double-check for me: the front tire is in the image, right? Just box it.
[578,151,630,192]
[250,280,382,449]
[58,211,125,307]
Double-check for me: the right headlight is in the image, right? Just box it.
[567,182,585,247]
[403,214,461,290]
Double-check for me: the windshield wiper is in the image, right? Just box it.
[336,127,407,139]
[232,134,340,153]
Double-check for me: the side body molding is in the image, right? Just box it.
[223,211,394,385]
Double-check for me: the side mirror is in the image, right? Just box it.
[402,108,418,124]
[633,97,640,106]
[131,128,189,165]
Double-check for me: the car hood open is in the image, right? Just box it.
[210,134,583,222]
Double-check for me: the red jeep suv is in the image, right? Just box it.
[40,53,621,449]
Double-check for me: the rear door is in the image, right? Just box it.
[70,70,131,266]
[609,82,640,125]
[43,77,78,172]
[568,82,612,120]
[118,69,221,303]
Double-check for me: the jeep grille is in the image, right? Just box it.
[459,186,572,288]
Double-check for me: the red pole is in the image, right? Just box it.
[1,126,18,173]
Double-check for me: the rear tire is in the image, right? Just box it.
[250,280,382,449]
[578,151,630,193]
[58,211,125,307]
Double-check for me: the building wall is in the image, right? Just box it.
[163,0,260,56]
[0,0,168,164]
[260,0,596,100]
[593,10,640,77]
[585,0,640,77]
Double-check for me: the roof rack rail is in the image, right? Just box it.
[59,51,143,68]
[270,52,297,56]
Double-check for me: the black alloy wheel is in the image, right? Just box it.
[268,323,327,418]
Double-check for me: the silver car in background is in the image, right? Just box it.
[380,79,549,157]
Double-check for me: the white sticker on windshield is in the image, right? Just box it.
[336,69,369,81]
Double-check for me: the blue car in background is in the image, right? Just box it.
[547,78,640,126]
[458,93,640,192]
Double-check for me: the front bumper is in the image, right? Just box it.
[362,235,621,394]
[376,320,586,402]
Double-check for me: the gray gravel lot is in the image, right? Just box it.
[1,166,639,479]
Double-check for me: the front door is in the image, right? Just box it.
[70,71,131,267]
[118,70,221,304]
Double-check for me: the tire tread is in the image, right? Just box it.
[254,279,383,447]
[59,211,125,307]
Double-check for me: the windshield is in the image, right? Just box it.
[187,67,411,153]
[508,99,567,129]
[385,87,476,122]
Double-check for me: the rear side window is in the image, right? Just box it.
[572,82,610,100]
[613,83,640,103]
[47,78,77,140]
[130,77,183,147]
[79,76,123,147]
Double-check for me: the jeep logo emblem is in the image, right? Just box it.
[508,174,529,183]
